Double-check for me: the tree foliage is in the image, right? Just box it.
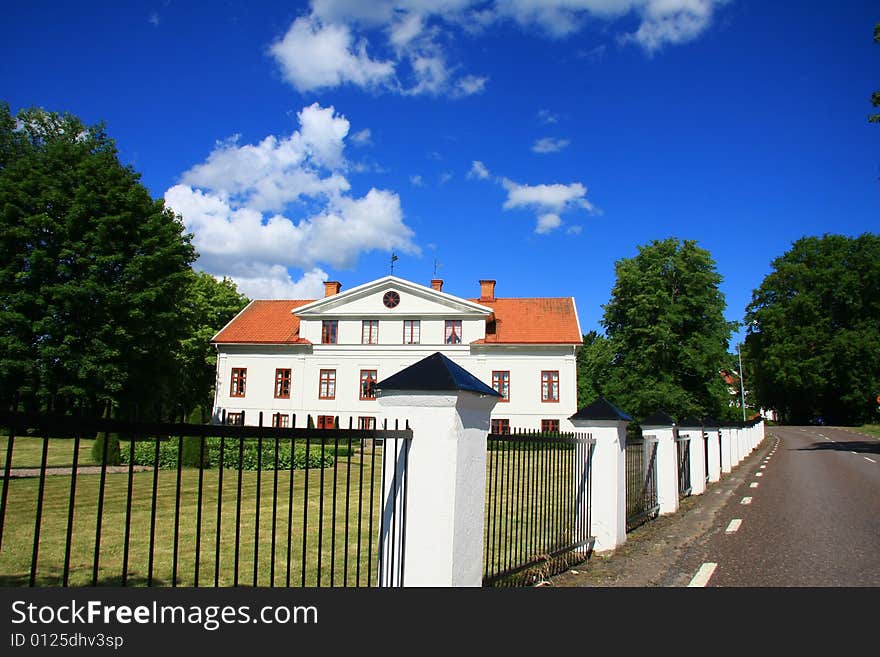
[581,238,735,421]
[0,102,196,418]
[744,233,880,425]
[172,271,249,421]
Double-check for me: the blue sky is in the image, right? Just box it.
[3,1,878,348]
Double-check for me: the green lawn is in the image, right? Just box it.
[0,441,385,587]
[857,424,880,439]
[1,436,97,469]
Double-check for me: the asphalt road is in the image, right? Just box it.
[670,425,880,587]
[552,424,880,588]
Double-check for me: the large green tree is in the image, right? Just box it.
[744,233,880,425]
[0,102,196,418]
[173,271,249,422]
[589,238,735,421]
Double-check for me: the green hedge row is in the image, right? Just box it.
[118,437,356,470]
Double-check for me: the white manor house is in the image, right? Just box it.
[211,275,583,433]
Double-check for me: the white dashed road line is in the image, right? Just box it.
[741,497,752,505]
[725,519,742,533]
[865,457,877,464]
[688,562,717,587]
[750,482,759,488]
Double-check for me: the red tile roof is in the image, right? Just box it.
[212,296,582,345]
[211,300,313,344]
[469,297,581,344]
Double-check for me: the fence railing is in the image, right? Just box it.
[676,434,692,498]
[482,429,595,586]
[625,435,659,532]
[0,410,411,588]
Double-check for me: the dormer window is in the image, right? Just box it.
[445,320,462,344]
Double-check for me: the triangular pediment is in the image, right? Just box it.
[293,276,493,318]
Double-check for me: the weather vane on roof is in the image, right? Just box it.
[390,251,398,274]
[433,258,442,278]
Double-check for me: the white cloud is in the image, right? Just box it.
[501,179,589,212]
[165,103,420,299]
[567,224,584,235]
[439,172,453,184]
[271,2,726,98]
[148,13,160,27]
[409,174,424,186]
[535,213,562,234]
[269,16,395,93]
[351,128,372,145]
[537,109,559,124]
[532,137,570,153]
[467,160,490,179]
[179,103,352,213]
[500,177,598,233]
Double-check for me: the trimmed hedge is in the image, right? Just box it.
[120,437,356,470]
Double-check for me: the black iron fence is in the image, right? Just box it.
[482,429,595,586]
[676,433,692,498]
[625,435,659,532]
[0,409,411,587]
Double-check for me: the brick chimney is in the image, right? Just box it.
[479,279,496,302]
[430,279,443,292]
[324,281,342,297]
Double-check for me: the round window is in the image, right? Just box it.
[383,291,400,308]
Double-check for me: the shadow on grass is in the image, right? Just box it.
[0,572,167,588]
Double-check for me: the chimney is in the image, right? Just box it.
[430,279,443,292]
[324,281,342,297]
[479,279,496,302]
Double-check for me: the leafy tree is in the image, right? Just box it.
[576,330,614,407]
[173,271,249,422]
[597,238,735,421]
[744,233,880,425]
[0,102,196,419]
[871,23,880,124]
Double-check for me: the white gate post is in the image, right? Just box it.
[569,398,631,553]
[375,352,500,587]
[641,413,679,515]
[704,419,721,483]
[680,417,706,495]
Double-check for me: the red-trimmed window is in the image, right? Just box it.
[319,369,336,399]
[317,415,335,430]
[445,320,462,344]
[321,320,338,344]
[230,368,247,397]
[272,413,289,428]
[492,371,510,402]
[226,412,243,425]
[274,368,291,399]
[403,319,420,344]
[491,418,510,435]
[358,416,376,430]
[541,419,560,433]
[360,369,378,400]
[361,319,379,344]
[541,370,559,402]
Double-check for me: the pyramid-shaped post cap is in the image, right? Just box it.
[641,411,676,427]
[376,352,500,397]
[678,416,703,428]
[569,397,632,422]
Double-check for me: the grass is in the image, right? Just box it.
[0,438,385,587]
[857,424,880,439]
[1,436,97,469]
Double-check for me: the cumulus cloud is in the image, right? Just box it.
[270,16,395,93]
[467,160,490,179]
[165,103,420,299]
[500,178,597,233]
[270,2,726,97]
[350,128,372,145]
[532,137,570,153]
[537,109,559,124]
[409,174,424,186]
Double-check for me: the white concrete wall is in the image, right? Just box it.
[643,426,679,515]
